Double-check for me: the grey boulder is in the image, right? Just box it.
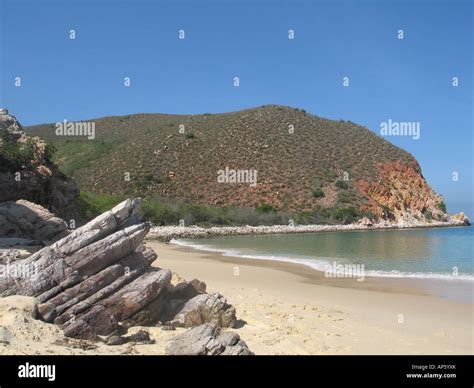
[166,323,252,355]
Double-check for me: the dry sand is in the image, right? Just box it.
[0,295,185,355]
[0,242,472,355]
[149,242,473,355]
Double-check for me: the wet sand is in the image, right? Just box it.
[147,241,474,355]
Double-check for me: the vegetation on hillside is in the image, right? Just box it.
[77,192,126,220]
[53,138,123,176]
[26,105,418,223]
[0,128,56,171]
[77,191,372,226]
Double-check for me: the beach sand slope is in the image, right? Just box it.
[148,242,473,355]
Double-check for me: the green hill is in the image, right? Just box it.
[25,105,445,225]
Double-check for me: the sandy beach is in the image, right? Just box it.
[0,241,471,356]
[147,241,473,355]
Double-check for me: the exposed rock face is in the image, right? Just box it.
[0,199,69,246]
[0,249,31,265]
[25,106,471,225]
[356,161,448,222]
[0,109,79,220]
[0,109,22,134]
[356,217,373,227]
[0,199,246,353]
[452,212,470,226]
[162,292,237,328]
[0,199,165,340]
[26,105,452,218]
[166,323,253,355]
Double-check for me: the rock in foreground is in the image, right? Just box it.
[162,292,236,328]
[0,198,247,354]
[166,323,253,355]
[0,199,69,247]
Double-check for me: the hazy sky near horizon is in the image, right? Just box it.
[1,0,472,215]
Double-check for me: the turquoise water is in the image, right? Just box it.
[173,226,474,282]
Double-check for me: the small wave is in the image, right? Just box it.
[170,239,474,283]
[362,270,474,282]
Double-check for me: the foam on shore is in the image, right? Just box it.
[170,238,474,283]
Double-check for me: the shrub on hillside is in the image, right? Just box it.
[140,200,180,225]
[331,207,358,224]
[335,180,349,190]
[255,203,276,214]
[338,192,351,203]
[294,208,334,225]
[183,204,230,225]
[436,201,447,213]
[380,205,395,220]
[78,192,126,220]
[0,130,36,171]
[312,188,325,198]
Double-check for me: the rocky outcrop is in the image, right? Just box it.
[452,212,470,226]
[162,292,236,328]
[148,213,469,242]
[356,217,373,227]
[0,248,31,265]
[0,198,247,353]
[0,109,79,220]
[355,161,454,223]
[0,199,69,247]
[0,108,22,133]
[166,323,253,355]
[0,199,164,340]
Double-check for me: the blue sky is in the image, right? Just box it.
[0,0,472,216]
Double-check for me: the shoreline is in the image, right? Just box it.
[164,240,474,304]
[147,241,474,354]
[147,220,469,242]
[147,223,473,302]
[168,233,474,286]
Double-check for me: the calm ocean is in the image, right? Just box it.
[173,226,474,282]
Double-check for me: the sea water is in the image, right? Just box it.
[173,226,474,282]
